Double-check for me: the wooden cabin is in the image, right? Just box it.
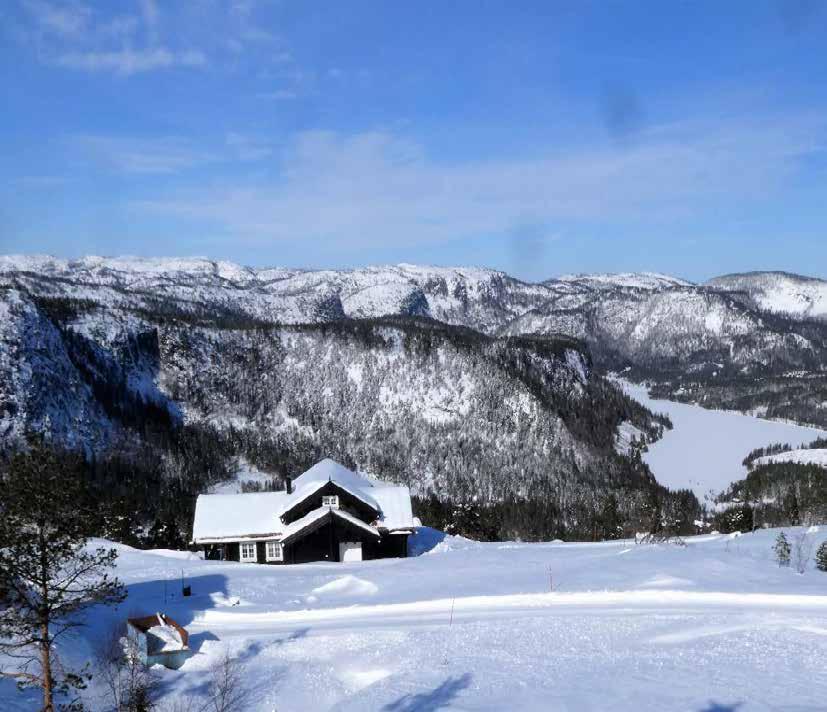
[191,459,415,564]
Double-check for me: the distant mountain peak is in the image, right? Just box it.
[555,272,695,290]
[707,270,827,320]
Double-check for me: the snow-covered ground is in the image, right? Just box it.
[208,458,278,495]
[753,448,827,469]
[621,381,827,501]
[4,527,827,711]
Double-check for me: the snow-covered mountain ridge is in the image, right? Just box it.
[707,270,827,321]
[3,256,825,336]
[3,256,827,432]
[0,256,547,331]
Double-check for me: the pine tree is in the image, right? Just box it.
[774,532,791,567]
[0,440,126,711]
[816,541,827,573]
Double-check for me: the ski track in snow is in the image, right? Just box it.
[620,380,827,500]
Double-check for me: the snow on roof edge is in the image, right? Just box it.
[192,460,416,542]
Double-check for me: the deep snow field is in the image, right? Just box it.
[4,527,827,712]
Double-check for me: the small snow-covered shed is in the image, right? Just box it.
[191,459,416,564]
[126,613,190,670]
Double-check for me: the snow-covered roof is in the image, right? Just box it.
[192,491,288,543]
[372,485,415,531]
[127,613,189,653]
[294,459,373,491]
[283,461,381,514]
[280,506,381,545]
[192,459,416,543]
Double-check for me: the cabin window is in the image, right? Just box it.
[322,495,340,508]
[239,542,257,562]
[266,540,283,562]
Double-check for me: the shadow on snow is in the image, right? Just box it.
[381,673,472,712]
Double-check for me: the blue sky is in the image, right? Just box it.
[1,1,826,282]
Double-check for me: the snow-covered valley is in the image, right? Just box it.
[621,381,827,501]
[3,258,827,710]
[4,528,827,712]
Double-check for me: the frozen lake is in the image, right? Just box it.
[621,381,827,501]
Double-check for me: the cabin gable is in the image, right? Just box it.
[280,480,379,525]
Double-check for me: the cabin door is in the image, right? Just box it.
[339,541,362,562]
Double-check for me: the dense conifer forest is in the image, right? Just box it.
[0,290,701,546]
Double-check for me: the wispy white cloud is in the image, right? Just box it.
[225,132,273,161]
[18,0,209,75]
[73,135,218,174]
[58,47,206,75]
[97,15,141,39]
[23,0,90,37]
[132,114,826,250]
[73,130,277,173]
[16,0,293,77]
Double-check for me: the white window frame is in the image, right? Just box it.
[265,540,283,562]
[322,495,340,509]
[239,542,257,563]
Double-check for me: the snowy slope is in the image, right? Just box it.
[753,448,827,469]
[4,256,826,384]
[4,528,827,711]
[708,271,827,321]
[0,287,116,448]
[620,380,827,501]
[556,271,693,291]
[503,283,819,378]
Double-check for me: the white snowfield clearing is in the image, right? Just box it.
[4,527,827,712]
[753,448,827,469]
[620,380,827,501]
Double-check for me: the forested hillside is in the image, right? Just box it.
[5,257,827,543]
[0,281,698,545]
[713,437,827,530]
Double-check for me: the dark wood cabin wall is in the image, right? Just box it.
[288,518,380,564]
[363,533,409,560]
[203,544,223,561]
[201,523,409,566]
[210,531,407,564]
